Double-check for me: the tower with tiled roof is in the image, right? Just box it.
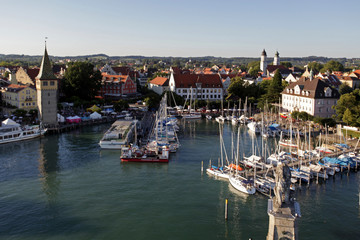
[273,51,280,65]
[260,49,267,72]
[36,45,58,126]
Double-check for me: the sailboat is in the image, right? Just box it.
[229,125,256,194]
[182,87,201,119]
[215,99,226,123]
[206,123,235,179]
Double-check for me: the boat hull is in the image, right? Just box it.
[229,176,256,195]
[206,168,229,179]
[120,157,169,163]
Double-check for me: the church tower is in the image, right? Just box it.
[260,49,267,72]
[36,45,58,127]
[273,51,280,65]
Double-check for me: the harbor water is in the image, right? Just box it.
[0,120,359,239]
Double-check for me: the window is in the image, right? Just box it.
[50,81,55,86]
[43,81,48,86]
[48,101,50,104]
[48,93,50,96]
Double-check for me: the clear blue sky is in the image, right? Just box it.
[2,0,359,58]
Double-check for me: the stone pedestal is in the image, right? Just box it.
[267,200,299,240]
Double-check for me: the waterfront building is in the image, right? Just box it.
[149,76,169,95]
[281,77,340,118]
[1,84,37,110]
[36,46,58,126]
[169,72,223,101]
[99,73,137,99]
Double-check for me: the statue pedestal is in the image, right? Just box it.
[267,200,300,240]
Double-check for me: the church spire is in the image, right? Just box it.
[36,46,57,80]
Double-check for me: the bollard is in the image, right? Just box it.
[225,199,228,220]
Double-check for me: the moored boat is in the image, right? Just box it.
[0,119,46,145]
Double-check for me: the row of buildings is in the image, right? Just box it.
[1,48,360,121]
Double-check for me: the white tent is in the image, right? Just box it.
[57,114,65,123]
[2,118,20,127]
[90,112,102,120]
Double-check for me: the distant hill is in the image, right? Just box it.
[0,53,359,68]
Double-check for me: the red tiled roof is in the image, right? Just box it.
[282,77,339,99]
[267,65,287,73]
[173,74,222,88]
[150,77,169,86]
[102,74,130,83]
[26,68,40,81]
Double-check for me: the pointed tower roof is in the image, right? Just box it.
[261,49,267,56]
[275,51,279,57]
[36,46,57,80]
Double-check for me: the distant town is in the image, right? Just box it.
[1,47,360,135]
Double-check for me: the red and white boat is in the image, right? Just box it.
[120,145,169,163]
[279,139,298,148]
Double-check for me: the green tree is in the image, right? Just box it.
[334,93,357,121]
[342,108,354,125]
[322,60,344,72]
[114,99,129,112]
[339,83,353,95]
[266,69,283,102]
[280,61,292,68]
[307,62,323,73]
[247,61,260,77]
[63,62,102,101]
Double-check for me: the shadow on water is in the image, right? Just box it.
[0,199,98,238]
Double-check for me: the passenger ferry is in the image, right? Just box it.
[99,120,136,150]
[0,119,46,144]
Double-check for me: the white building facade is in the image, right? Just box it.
[281,78,339,118]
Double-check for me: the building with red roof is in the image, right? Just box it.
[149,77,169,95]
[281,77,339,118]
[98,73,137,99]
[169,73,224,101]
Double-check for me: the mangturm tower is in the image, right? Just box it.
[36,45,58,127]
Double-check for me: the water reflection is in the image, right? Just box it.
[38,137,60,209]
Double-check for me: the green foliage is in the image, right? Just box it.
[114,99,129,112]
[307,62,324,73]
[63,62,102,101]
[313,117,336,127]
[144,91,161,109]
[12,109,27,118]
[226,77,261,102]
[266,69,283,102]
[339,83,353,95]
[280,61,292,68]
[334,91,360,124]
[3,71,9,78]
[342,108,354,125]
[162,91,185,107]
[321,60,344,72]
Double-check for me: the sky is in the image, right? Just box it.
[1,0,360,58]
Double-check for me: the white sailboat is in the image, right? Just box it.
[229,125,256,194]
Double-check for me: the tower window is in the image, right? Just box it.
[48,93,50,96]
[48,101,50,104]
[50,81,55,86]
[43,81,48,86]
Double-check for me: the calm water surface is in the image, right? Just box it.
[0,120,359,240]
